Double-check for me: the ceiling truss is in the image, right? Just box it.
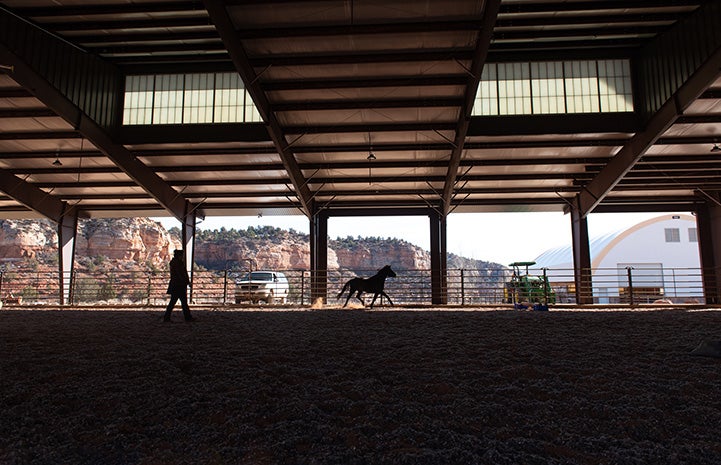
[0,0,719,220]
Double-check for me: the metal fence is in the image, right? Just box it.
[0,266,712,307]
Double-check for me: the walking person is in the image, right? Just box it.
[163,249,195,322]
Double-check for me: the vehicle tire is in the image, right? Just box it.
[235,297,241,304]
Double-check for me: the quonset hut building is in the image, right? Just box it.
[535,214,703,304]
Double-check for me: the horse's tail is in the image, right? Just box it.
[337,280,351,299]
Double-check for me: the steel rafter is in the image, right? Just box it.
[260,75,468,91]
[574,47,721,217]
[237,19,485,40]
[0,168,83,222]
[498,1,701,14]
[13,2,205,17]
[441,0,502,216]
[0,43,200,223]
[204,0,312,217]
[250,49,475,68]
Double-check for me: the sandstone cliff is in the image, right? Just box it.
[0,220,56,262]
[78,218,179,268]
[0,219,503,276]
[0,218,178,271]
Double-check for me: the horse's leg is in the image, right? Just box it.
[343,285,354,307]
[369,292,380,308]
[337,280,350,299]
[380,291,393,306]
[355,291,365,306]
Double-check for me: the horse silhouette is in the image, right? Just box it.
[337,265,397,308]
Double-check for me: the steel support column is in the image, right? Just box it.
[58,208,78,305]
[570,206,593,304]
[310,210,328,304]
[181,209,196,302]
[429,211,447,305]
[696,196,721,304]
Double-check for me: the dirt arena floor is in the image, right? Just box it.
[2,306,721,465]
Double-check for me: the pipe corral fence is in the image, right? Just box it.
[0,266,710,307]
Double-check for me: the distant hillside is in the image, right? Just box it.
[0,219,505,276]
[0,217,178,272]
[190,226,504,274]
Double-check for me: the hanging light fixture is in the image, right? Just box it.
[52,149,62,166]
[367,132,376,184]
[711,144,721,153]
[367,152,376,185]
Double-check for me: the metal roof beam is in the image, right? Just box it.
[498,1,701,14]
[43,16,211,32]
[0,168,83,222]
[223,0,700,8]
[495,26,662,41]
[238,19,484,40]
[31,172,585,189]
[0,41,200,223]
[90,42,225,55]
[486,48,638,63]
[76,30,218,45]
[251,49,475,67]
[700,90,721,99]
[490,39,645,52]
[203,0,312,217]
[261,75,467,91]
[0,108,57,118]
[7,156,610,175]
[271,97,464,112]
[0,130,81,140]
[118,123,270,144]
[0,187,577,201]
[590,162,721,172]
[113,54,231,66]
[656,135,721,145]
[13,2,205,17]
[441,0,502,216]
[468,113,640,136]
[283,122,457,135]
[494,13,681,28]
[0,88,32,98]
[574,50,721,217]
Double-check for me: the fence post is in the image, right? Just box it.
[671,268,677,298]
[223,269,228,305]
[460,269,465,305]
[68,270,75,306]
[0,271,3,298]
[146,276,152,306]
[542,268,548,304]
[72,274,78,305]
[300,271,305,305]
[626,266,634,306]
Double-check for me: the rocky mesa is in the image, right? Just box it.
[0,218,503,275]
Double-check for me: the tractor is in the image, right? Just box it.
[504,261,556,309]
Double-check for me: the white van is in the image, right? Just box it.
[235,271,289,304]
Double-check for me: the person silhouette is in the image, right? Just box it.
[163,249,195,322]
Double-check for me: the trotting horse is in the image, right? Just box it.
[337,265,397,308]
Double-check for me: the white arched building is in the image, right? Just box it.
[534,214,702,303]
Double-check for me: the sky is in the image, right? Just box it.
[154,211,676,265]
